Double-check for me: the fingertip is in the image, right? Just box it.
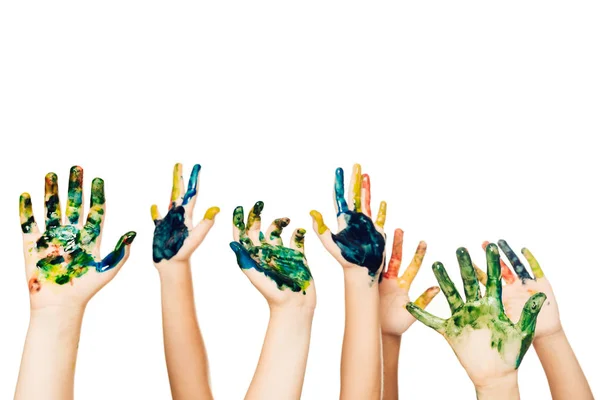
[432,261,444,271]
[123,231,137,245]
[204,206,220,221]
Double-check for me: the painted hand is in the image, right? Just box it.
[473,240,561,340]
[19,166,136,309]
[406,244,546,387]
[380,229,440,336]
[310,164,386,282]
[151,163,220,268]
[230,202,316,308]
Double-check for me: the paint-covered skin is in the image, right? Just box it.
[407,244,546,387]
[151,163,220,266]
[230,202,315,304]
[379,228,440,336]
[19,166,136,299]
[310,164,386,282]
[473,240,561,340]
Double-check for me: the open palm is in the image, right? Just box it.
[407,244,546,387]
[19,166,136,309]
[230,201,315,308]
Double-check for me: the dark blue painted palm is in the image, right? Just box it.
[332,168,385,277]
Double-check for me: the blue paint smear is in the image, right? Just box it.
[498,239,532,281]
[332,211,385,277]
[335,167,349,216]
[182,164,201,206]
[153,205,189,262]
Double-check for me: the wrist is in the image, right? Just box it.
[30,304,86,323]
[343,268,380,289]
[474,373,519,400]
[533,326,565,348]
[157,260,192,281]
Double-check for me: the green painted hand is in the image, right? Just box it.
[230,201,316,308]
[407,244,546,387]
[19,167,136,309]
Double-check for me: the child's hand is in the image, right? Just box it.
[230,201,316,309]
[19,166,136,309]
[380,229,439,336]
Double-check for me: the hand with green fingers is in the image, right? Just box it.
[406,244,546,390]
[19,166,136,308]
[230,201,316,308]
[474,240,560,340]
[151,163,220,268]
[310,164,386,282]
[380,228,440,336]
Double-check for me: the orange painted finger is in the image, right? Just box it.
[361,174,372,217]
[473,262,488,286]
[398,241,427,289]
[413,286,440,309]
[383,229,403,279]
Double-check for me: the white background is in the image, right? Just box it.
[0,1,599,399]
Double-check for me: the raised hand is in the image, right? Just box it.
[230,201,315,307]
[310,164,386,282]
[407,244,546,388]
[19,166,136,308]
[474,240,561,340]
[151,163,220,267]
[380,229,439,336]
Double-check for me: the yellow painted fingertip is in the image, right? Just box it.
[375,201,387,227]
[413,286,440,309]
[151,204,160,221]
[203,206,220,221]
[310,210,328,234]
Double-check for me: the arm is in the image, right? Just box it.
[342,270,382,399]
[246,306,314,400]
[310,164,387,400]
[382,334,401,400]
[15,166,135,400]
[534,330,593,400]
[15,307,84,400]
[230,201,316,400]
[159,263,213,399]
[474,374,520,400]
[151,163,219,400]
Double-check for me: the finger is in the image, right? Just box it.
[182,164,201,207]
[432,261,464,312]
[522,248,544,279]
[399,241,427,289]
[19,193,39,234]
[498,239,532,281]
[291,228,306,253]
[334,167,349,215]
[473,263,488,286]
[485,243,502,301]
[81,178,106,247]
[348,163,362,212]
[310,210,329,234]
[456,247,481,302]
[169,163,185,209]
[413,286,440,309]
[96,231,137,272]
[375,201,387,228]
[246,201,264,245]
[482,241,516,284]
[517,292,547,336]
[230,241,259,270]
[265,218,290,246]
[66,166,84,226]
[232,206,246,242]
[406,302,445,332]
[44,172,62,228]
[383,229,404,279]
[310,209,346,263]
[361,174,372,217]
[187,207,220,244]
[151,204,162,225]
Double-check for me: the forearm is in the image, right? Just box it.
[534,329,593,400]
[246,306,314,400]
[341,270,382,400]
[475,374,520,400]
[382,334,401,400]
[159,262,212,400]
[15,306,85,400]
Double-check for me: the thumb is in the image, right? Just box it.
[229,242,258,270]
[96,231,137,273]
[517,292,547,335]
